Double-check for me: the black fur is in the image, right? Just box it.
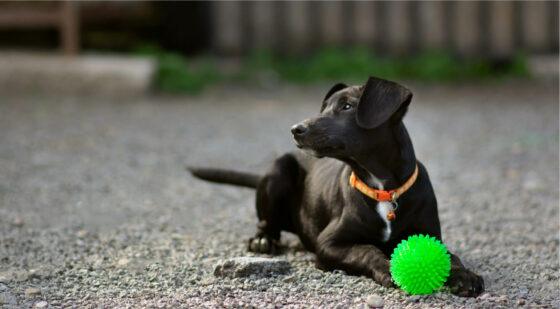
[189,76,484,297]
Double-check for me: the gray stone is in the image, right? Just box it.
[0,292,17,305]
[12,218,24,227]
[282,274,297,283]
[25,288,41,296]
[214,257,290,278]
[35,301,48,308]
[366,294,385,308]
[15,270,30,282]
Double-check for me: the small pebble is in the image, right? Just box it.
[25,288,41,296]
[15,271,30,282]
[117,258,130,266]
[282,275,297,283]
[497,295,508,303]
[366,294,384,308]
[28,269,42,279]
[35,301,48,308]
[439,293,450,300]
[12,218,24,227]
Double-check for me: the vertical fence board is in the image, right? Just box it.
[353,1,376,49]
[453,2,480,56]
[489,1,514,57]
[273,1,287,54]
[408,1,421,53]
[251,1,275,51]
[549,0,559,52]
[240,2,253,54]
[521,1,550,52]
[307,1,324,52]
[373,1,388,53]
[386,1,411,54]
[285,1,309,54]
[321,1,344,47]
[478,1,491,56]
[512,1,523,51]
[211,2,242,55]
[418,1,446,51]
[443,2,455,53]
[341,1,356,47]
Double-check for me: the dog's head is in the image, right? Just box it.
[291,76,412,158]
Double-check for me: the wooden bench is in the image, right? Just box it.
[0,1,79,55]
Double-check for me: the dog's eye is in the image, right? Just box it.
[342,103,353,110]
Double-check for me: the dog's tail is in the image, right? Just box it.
[187,167,261,189]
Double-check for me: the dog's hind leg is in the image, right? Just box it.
[248,154,299,254]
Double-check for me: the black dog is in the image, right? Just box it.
[189,77,484,297]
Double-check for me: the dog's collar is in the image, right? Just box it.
[349,164,419,221]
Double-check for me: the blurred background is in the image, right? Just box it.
[0,2,558,307]
[0,1,558,95]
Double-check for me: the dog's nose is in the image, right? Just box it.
[291,124,308,136]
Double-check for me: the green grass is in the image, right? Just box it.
[134,45,530,94]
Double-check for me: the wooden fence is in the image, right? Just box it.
[211,1,559,58]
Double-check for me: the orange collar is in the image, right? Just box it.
[349,164,419,203]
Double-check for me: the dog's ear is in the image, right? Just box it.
[356,77,412,129]
[321,82,348,112]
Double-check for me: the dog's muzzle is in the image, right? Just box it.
[291,123,309,148]
[291,123,308,136]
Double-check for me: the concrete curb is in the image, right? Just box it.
[528,54,559,79]
[0,52,156,97]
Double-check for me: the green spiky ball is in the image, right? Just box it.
[390,234,451,295]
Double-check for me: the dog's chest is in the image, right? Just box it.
[363,173,392,242]
[376,201,393,242]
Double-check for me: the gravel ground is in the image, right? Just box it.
[0,80,558,308]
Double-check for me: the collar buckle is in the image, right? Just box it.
[375,190,394,201]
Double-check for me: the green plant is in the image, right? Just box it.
[157,54,222,94]
[243,48,530,84]
[134,44,223,94]
[132,44,531,94]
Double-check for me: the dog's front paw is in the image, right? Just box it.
[447,268,484,297]
[372,262,396,289]
[373,270,396,288]
[248,235,279,254]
